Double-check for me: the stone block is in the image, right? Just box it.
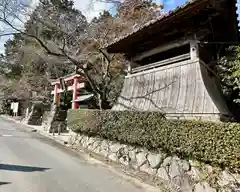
[147,152,165,169]
[92,140,101,150]
[78,135,84,143]
[140,163,157,175]
[109,143,122,153]
[169,158,182,179]
[129,150,136,162]
[136,152,147,167]
[85,140,93,148]
[64,133,240,192]
[99,149,109,158]
[233,173,240,183]
[187,166,201,182]
[172,175,192,192]
[87,144,94,151]
[179,160,190,171]
[218,171,236,186]
[161,156,173,167]
[100,140,109,151]
[157,167,170,181]
[119,155,130,166]
[93,146,101,154]
[83,142,89,149]
[87,137,95,145]
[195,182,216,192]
[80,137,86,145]
[116,147,125,159]
[122,145,129,155]
[128,146,135,151]
[108,153,117,162]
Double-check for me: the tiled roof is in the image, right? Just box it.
[75,94,94,102]
[106,0,239,50]
[50,72,80,84]
[105,0,203,48]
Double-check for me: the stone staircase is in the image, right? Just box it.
[42,104,68,134]
[26,104,44,125]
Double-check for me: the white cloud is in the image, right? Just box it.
[25,0,113,21]
[0,36,9,53]
[73,0,114,21]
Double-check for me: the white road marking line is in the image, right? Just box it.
[1,134,13,137]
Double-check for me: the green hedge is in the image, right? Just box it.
[67,109,240,168]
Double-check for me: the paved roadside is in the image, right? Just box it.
[0,117,159,192]
[1,115,70,145]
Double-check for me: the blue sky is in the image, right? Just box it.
[107,0,188,15]
[160,0,188,11]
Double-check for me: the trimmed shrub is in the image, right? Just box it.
[67,109,101,134]
[67,109,240,168]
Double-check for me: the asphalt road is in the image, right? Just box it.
[0,118,157,192]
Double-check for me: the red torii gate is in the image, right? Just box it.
[51,73,85,109]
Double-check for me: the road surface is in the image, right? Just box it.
[0,118,156,192]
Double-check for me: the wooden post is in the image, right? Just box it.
[127,62,132,75]
[190,40,199,60]
[53,83,60,106]
[72,77,79,109]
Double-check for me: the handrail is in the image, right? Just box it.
[132,53,190,73]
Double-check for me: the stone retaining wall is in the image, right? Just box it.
[42,105,67,133]
[25,104,44,125]
[69,131,240,192]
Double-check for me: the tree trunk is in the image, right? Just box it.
[97,93,111,110]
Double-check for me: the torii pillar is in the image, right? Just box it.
[72,76,79,109]
[53,83,60,106]
[51,74,83,109]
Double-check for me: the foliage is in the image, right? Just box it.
[0,0,163,109]
[68,109,101,133]
[68,109,240,168]
[218,46,240,104]
[0,0,83,101]
[114,0,163,35]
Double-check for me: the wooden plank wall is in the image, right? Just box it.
[113,59,231,119]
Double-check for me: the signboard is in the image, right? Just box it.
[60,78,67,92]
[12,102,19,114]
[10,102,14,110]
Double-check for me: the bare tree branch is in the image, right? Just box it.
[1,17,65,57]
[0,32,20,37]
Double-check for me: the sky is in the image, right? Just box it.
[0,0,238,53]
[76,0,188,19]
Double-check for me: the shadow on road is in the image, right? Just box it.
[0,164,50,172]
[0,182,11,186]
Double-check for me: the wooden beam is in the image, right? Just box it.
[132,29,211,61]
[50,74,82,85]
[132,53,191,73]
[51,83,85,94]
[132,39,190,61]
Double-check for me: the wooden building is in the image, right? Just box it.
[106,0,239,120]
